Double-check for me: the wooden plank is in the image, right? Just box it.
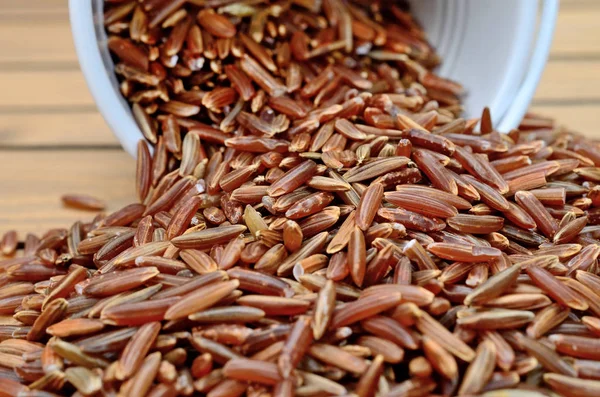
[560,0,600,9]
[0,23,75,63]
[0,150,135,235]
[550,9,600,57]
[0,0,67,20]
[0,112,119,147]
[0,0,66,11]
[529,104,600,138]
[534,60,600,101]
[0,69,94,107]
[0,0,66,9]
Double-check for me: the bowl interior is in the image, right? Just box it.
[72,0,547,157]
[409,0,538,124]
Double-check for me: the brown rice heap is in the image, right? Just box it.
[1,1,600,396]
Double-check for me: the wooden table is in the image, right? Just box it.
[1,0,599,236]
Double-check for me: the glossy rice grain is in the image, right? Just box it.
[2,2,600,395]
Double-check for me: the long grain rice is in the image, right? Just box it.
[1,1,599,395]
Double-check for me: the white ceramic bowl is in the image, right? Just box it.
[70,0,559,157]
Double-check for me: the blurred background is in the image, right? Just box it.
[0,0,598,234]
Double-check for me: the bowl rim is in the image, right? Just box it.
[69,0,140,157]
[497,0,559,132]
[70,0,558,158]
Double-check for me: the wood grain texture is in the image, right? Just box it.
[0,23,75,62]
[0,0,66,8]
[560,0,600,9]
[0,0,66,17]
[0,112,118,147]
[535,61,600,102]
[0,70,93,107]
[0,150,135,235]
[550,9,600,57]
